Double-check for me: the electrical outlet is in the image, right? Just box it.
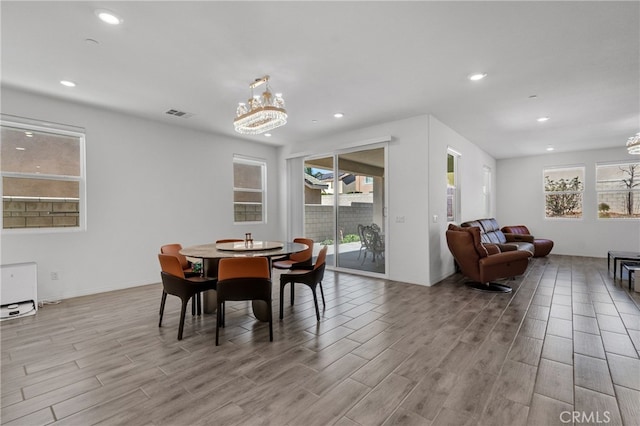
[51,272,59,280]
[395,216,405,223]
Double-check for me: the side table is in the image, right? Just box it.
[608,251,640,280]
[622,262,640,291]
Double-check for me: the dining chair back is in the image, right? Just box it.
[158,254,217,340]
[279,245,328,321]
[272,237,314,269]
[160,243,198,276]
[215,256,273,345]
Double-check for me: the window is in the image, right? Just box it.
[364,176,374,184]
[482,165,492,217]
[1,117,85,231]
[543,166,584,219]
[596,161,640,219]
[447,149,460,222]
[233,155,266,223]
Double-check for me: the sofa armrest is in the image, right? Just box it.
[504,233,534,243]
[483,244,501,255]
[495,243,517,252]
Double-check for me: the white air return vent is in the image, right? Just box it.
[165,109,194,118]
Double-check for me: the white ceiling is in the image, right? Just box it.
[1,1,638,159]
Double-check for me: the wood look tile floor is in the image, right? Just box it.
[2,255,639,426]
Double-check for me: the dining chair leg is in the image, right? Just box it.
[215,302,221,345]
[191,295,196,316]
[319,282,326,306]
[268,303,273,341]
[279,281,286,319]
[311,287,320,321]
[178,298,189,340]
[290,283,295,305]
[159,291,168,327]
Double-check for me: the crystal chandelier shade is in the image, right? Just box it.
[627,132,640,155]
[234,75,287,135]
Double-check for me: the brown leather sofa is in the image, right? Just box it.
[446,224,532,293]
[461,218,535,256]
[500,225,554,257]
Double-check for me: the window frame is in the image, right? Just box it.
[595,160,640,220]
[1,116,86,234]
[232,155,267,224]
[543,165,585,220]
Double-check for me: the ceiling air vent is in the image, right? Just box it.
[165,109,194,118]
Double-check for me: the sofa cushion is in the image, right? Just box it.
[462,218,507,244]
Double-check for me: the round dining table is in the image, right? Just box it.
[180,241,309,320]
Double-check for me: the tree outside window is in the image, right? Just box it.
[544,166,584,219]
[596,161,640,219]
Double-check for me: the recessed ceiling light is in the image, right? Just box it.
[60,80,76,87]
[546,147,555,151]
[537,117,550,122]
[264,133,272,137]
[468,73,487,81]
[311,119,318,124]
[24,131,33,137]
[16,147,26,151]
[95,9,122,25]
[333,112,344,118]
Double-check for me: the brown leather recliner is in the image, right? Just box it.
[500,225,554,257]
[446,224,532,293]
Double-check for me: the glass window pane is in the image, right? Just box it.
[1,126,81,176]
[3,177,79,198]
[233,191,262,203]
[544,167,584,192]
[596,162,640,191]
[233,162,262,190]
[598,192,640,218]
[545,193,583,218]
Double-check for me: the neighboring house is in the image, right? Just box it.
[304,172,328,205]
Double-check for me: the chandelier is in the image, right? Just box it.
[627,132,640,155]
[234,75,287,135]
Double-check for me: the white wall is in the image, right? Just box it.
[1,87,282,301]
[427,116,497,283]
[280,115,431,286]
[497,147,640,257]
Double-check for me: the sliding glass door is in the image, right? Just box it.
[304,146,386,275]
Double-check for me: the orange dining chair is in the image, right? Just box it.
[160,243,199,277]
[272,238,314,270]
[157,254,217,340]
[279,245,328,321]
[215,257,273,345]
